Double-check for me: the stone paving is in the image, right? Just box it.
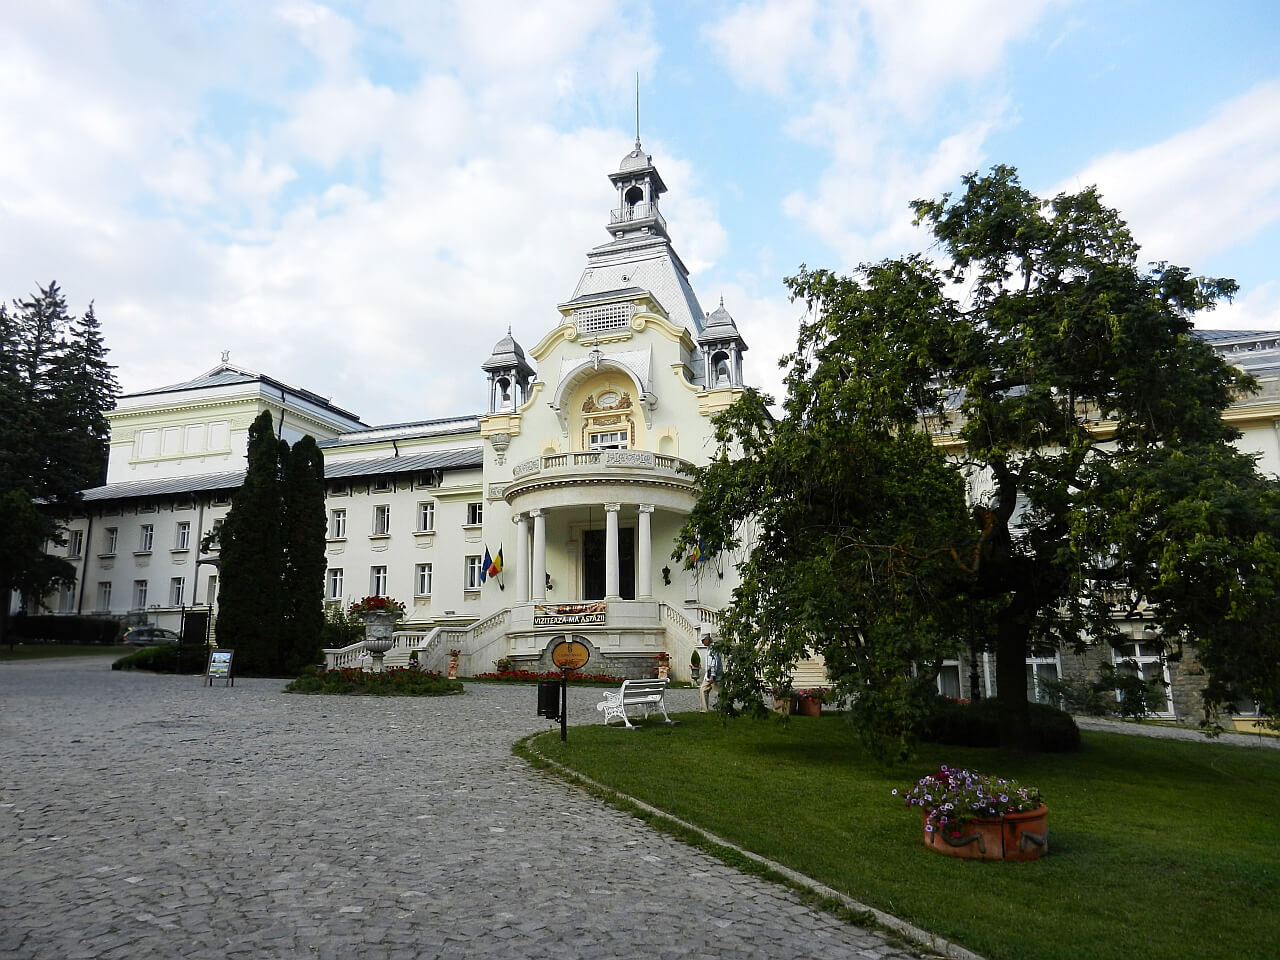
[1,658,927,960]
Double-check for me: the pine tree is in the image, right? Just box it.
[280,436,327,673]
[215,411,284,674]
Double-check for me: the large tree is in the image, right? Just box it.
[215,411,284,674]
[681,166,1277,745]
[0,283,117,647]
[280,435,327,673]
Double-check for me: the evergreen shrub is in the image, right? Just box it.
[285,666,463,696]
[922,697,1081,752]
[112,643,206,673]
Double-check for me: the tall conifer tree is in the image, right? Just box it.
[280,436,327,673]
[215,411,284,674]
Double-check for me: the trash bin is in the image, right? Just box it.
[537,679,561,720]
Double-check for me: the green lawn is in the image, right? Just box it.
[0,643,123,661]
[529,712,1280,960]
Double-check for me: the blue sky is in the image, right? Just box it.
[3,1,1278,424]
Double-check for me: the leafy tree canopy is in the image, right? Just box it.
[679,165,1276,748]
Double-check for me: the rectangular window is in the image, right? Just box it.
[133,579,148,609]
[67,529,84,558]
[372,504,391,536]
[97,581,112,612]
[936,661,962,700]
[326,568,344,600]
[329,481,350,497]
[589,430,629,450]
[206,575,218,605]
[329,508,347,539]
[138,524,154,553]
[1112,642,1173,715]
[169,577,185,607]
[417,501,436,532]
[465,555,484,590]
[466,502,483,525]
[138,502,157,513]
[1026,655,1062,707]
[415,470,439,488]
[103,527,118,555]
[372,477,393,493]
[174,521,191,550]
[370,565,388,596]
[415,562,433,596]
[58,583,76,613]
[211,492,231,506]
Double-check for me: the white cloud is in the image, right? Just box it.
[1062,81,1280,269]
[1196,281,1280,332]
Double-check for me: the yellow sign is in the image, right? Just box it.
[551,640,590,671]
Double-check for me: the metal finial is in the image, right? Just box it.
[635,72,640,146]
[221,350,230,363]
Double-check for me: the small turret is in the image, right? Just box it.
[697,299,748,388]
[482,328,535,413]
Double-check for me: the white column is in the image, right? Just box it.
[604,502,621,600]
[514,513,529,603]
[637,505,654,599]
[531,509,547,602]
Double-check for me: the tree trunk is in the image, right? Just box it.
[994,608,1032,749]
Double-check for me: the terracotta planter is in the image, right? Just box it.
[924,805,1049,861]
[447,655,459,680]
[795,696,822,717]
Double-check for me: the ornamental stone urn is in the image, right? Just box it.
[359,612,398,672]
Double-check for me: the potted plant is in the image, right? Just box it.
[794,687,825,717]
[348,596,406,672]
[690,649,701,683]
[654,650,671,679]
[896,765,1048,861]
[770,687,792,714]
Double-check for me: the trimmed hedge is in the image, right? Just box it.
[285,666,463,696]
[112,643,208,674]
[922,696,1081,752]
[12,614,123,645]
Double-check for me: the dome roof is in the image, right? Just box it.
[619,139,652,172]
[698,300,744,344]
[481,328,534,374]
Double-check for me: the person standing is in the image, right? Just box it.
[699,632,720,712]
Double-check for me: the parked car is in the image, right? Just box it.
[123,626,183,646]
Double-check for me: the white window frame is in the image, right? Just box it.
[329,508,347,540]
[58,582,76,613]
[326,568,344,601]
[372,476,393,493]
[67,529,84,558]
[174,521,191,551]
[372,504,391,536]
[138,524,154,553]
[935,659,963,700]
[466,502,483,526]
[589,429,629,451]
[465,555,484,591]
[417,501,436,533]
[1026,652,1063,707]
[370,565,388,596]
[1112,641,1174,716]
[169,577,185,607]
[133,579,149,609]
[96,581,112,612]
[103,527,118,555]
[206,574,218,606]
[415,562,433,597]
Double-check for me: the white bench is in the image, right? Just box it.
[596,678,673,729]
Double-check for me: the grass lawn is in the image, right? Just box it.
[0,643,123,661]
[529,711,1280,960]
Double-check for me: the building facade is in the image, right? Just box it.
[43,139,746,680]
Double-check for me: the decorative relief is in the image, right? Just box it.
[488,483,507,500]
[512,458,541,478]
[604,450,654,467]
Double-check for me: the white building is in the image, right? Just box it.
[46,138,748,680]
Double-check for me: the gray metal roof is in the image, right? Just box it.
[123,363,364,423]
[80,471,246,502]
[323,448,484,479]
[319,415,482,448]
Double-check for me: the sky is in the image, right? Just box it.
[3,0,1279,426]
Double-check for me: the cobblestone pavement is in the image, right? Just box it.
[1,658,926,960]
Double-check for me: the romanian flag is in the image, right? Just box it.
[487,547,503,579]
[481,547,491,584]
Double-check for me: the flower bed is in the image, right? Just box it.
[472,668,628,685]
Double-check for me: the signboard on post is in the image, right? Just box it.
[551,640,590,671]
[544,640,591,742]
[205,648,234,687]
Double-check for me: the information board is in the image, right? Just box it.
[205,648,234,686]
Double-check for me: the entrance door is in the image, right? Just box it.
[583,527,635,600]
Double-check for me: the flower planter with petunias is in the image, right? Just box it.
[897,766,1048,861]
